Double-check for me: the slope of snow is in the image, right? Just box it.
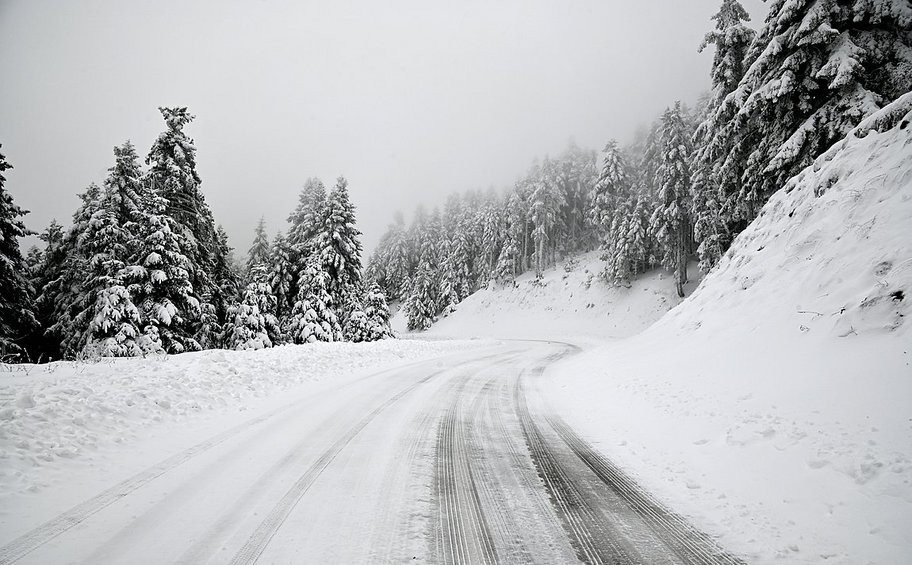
[392,250,702,342]
[545,104,912,564]
[0,339,485,501]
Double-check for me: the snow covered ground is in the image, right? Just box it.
[0,339,484,504]
[392,250,702,343]
[418,105,912,564]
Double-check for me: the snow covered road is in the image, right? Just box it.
[1,342,743,564]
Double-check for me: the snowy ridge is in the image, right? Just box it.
[546,106,912,564]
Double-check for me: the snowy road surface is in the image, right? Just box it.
[0,342,743,564]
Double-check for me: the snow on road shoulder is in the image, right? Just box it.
[546,104,912,565]
[0,339,487,500]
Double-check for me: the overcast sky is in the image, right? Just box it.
[0,0,767,258]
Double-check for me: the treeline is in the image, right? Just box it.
[367,0,911,330]
[0,108,390,362]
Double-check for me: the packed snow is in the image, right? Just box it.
[0,339,485,501]
[426,105,912,564]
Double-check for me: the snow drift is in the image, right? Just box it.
[547,98,912,564]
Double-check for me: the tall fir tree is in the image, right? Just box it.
[145,107,218,310]
[246,216,271,279]
[123,188,201,353]
[74,143,147,356]
[691,0,756,272]
[287,178,327,253]
[365,212,410,301]
[362,283,393,340]
[590,140,632,237]
[0,147,38,359]
[315,176,363,321]
[28,220,67,359]
[404,210,443,331]
[285,255,342,343]
[649,102,693,298]
[267,231,294,319]
[530,159,562,275]
[200,225,241,349]
[45,183,104,356]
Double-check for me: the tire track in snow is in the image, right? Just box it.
[434,384,499,565]
[515,372,635,565]
[475,367,579,564]
[367,353,521,564]
[546,416,745,565]
[0,405,285,565]
[0,350,498,565]
[226,351,518,565]
[517,347,745,565]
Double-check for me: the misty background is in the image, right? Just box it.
[0,0,766,256]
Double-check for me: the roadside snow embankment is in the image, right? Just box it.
[547,102,912,564]
[0,339,483,498]
[400,250,699,342]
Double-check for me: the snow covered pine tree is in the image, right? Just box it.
[0,146,37,359]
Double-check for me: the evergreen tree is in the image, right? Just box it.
[246,216,271,279]
[603,199,635,286]
[45,183,103,356]
[267,231,294,319]
[720,0,912,225]
[0,147,37,359]
[478,193,504,283]
[404,211,442,331]
[493,232,520,286]
[362,284,393,340]
[530,159,562,275]
[28,220,67,359]
[365,212,410,301]
[626,194,654,275]
[72,143,149,356]
[691,0,756,269]
[287,178,327,253]
[199,225,241,349]
[146,107,218,305]
[649,102,693,298]
[285,255,342,343]
[227,281,281,350]
[404,261,438,331]
[123,189,201,353]
[106,141,146,226]
[590,140,631,238]
[82,285,145,357]
[342,306,371,343]
[314,176,363,320]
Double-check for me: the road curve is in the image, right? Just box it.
[0,341,743,565]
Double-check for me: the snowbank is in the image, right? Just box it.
[546,105,912,564]
[394,250,701,342]
[0,339,484,499]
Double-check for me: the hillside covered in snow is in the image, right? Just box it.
[424,99,912,564]
[391,251,702,342]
